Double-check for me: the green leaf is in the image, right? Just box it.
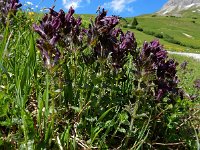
[91,128,103,144]
[97,107,114,123]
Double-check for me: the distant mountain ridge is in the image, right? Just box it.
[157,0,200,16]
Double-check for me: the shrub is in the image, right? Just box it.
[142,30,163,39]
[155,33,163,38]
[163,34,181,45]
[191,20,195,23]
[129,26,136,29]
[136,26,143,31]
[143,30,156,36]
[123,24,128,28]
[131,17,138,27]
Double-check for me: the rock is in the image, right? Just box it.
[157,0,200,16]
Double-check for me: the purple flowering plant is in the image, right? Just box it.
[85,9,137,68]
[135,40,180,102]
[33,7,182,103]
[33,7,83,68]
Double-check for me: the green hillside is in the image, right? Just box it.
[123,11,200,53]
[122,28,194,52]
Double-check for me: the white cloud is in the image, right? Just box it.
[62,0,81,9]
[62,0,90,10]
[26,1,33,6]
[103,0,136,13]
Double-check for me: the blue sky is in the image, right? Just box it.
[21,0,168,17]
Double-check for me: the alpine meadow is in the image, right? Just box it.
[0,0,200,149]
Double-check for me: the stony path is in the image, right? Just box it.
[168,51,200,61]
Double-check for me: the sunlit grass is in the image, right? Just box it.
[124,14,200,53]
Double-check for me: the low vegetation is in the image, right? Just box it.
[0,1,199,149]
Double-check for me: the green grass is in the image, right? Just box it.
[124,12,200,53]
[122,28,199,53]
[169,54,200,94]
[179,8,200,20]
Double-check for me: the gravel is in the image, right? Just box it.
[168,51,200,61]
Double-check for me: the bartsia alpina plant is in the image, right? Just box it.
[33,7,82,68]
[33,6,182,103]
[194,79,200,89]
[86,8,137,68]
[33,7,137,69]
[137,40,180,101]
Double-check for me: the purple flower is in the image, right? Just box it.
[65,7,75,23]
[49,34,60,45]
[156,89,164,101]
[36,39,61,68]
[32,24,47,39]
[85,8,136,68]
[180,61,188,70]
[119,31,136,50]
[156,50,167,60]
[140,40,167,70]
[3,0,22,12]
[138,40,180,101]
[52,18,61,30]
[111,28,122,37]
[49,6,59,17]
[33,6,83,68]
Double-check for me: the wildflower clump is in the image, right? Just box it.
[85,9,137,68]
[136,40,179,101]
[33,7,82,68]
[33,7,180,102]
[33,7,138,69]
